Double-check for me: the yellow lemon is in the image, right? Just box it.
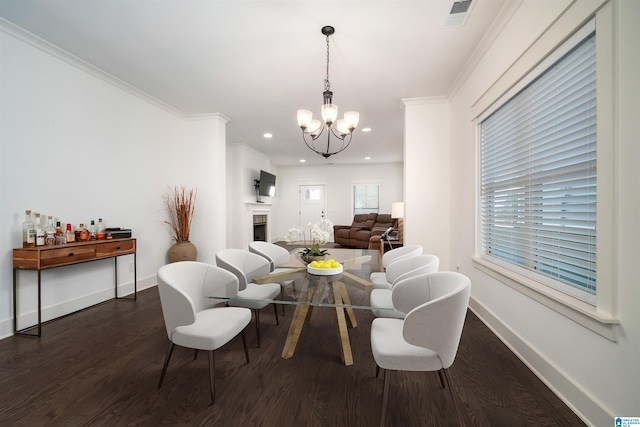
[309,261,320,268]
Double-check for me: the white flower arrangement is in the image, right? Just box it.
[285,219,333,256]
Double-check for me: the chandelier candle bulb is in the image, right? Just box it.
[344,111,360,130]
[308,120,322,135]
[336,119,349,135]
[321,103,338,124]
[297,110,313,129]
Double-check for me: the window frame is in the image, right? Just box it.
[352,182,381,216]
[472,15,618,340]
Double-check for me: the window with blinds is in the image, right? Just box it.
[479,30,597,304]
[353,183,379,215]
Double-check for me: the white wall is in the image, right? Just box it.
[403,98,450,270]
[272,163,403,242]
[0,24,227,338]
[419,0,639,425]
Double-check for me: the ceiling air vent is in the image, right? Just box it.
[444,0,475,27]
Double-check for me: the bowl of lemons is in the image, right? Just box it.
[306,259,343,275]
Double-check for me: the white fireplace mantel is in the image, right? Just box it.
[244,202,273,248]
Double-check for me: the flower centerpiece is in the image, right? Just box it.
[164,185,198,262]
[285,219,333,264]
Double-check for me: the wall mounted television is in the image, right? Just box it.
[258,170,276,197]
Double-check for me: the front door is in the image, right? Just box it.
[299,184,326,228]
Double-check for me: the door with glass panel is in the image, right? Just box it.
[299,184,326,230]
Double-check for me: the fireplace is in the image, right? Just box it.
[253,215,267,242]
[245,203,271,248]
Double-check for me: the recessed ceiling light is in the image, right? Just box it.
[362,127,372,132]
[299,159,306,163]
[364,156,371,160]
[263,133,273,138]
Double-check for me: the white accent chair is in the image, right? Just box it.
[215,249,281,347]
[248,241,295,315]
[370,271,471,426]
[369,244,423,285]
[157,261,251,405]
[370,254,440,319]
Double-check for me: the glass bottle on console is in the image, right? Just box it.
[89,220,97,241]
[78,223,89,241]
[34,213,45,247]
[96,218,106,240]
[65,223,75,243]
[55,221,65,245]
[22,210,36,248]
[44,215,56,246]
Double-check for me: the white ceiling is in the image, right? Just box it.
[0,0,513,166]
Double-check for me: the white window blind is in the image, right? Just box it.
[479,31,597,304]
[353,183,379,215]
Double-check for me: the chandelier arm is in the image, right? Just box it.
[302,129,328,156]
[333,133,353,154]
[321,132,353,158]
[325,127,346,154]
[309,124,326,141]
[328,125,348,141]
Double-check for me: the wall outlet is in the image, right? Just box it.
[128,262,134,273]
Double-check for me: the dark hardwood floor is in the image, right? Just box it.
[0,280,585,426]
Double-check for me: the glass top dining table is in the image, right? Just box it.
[209,248,393,366]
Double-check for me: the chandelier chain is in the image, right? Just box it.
[324,34,331,92]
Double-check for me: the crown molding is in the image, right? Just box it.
[186,113,231,124]
[400,96,449,109]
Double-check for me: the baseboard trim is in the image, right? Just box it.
[0,275,157,340]
[469,297,613,427]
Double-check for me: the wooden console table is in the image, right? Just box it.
[13,238,137,337]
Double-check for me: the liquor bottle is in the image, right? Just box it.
[55,221,66,245]
[35,213,45,247]
[79,223,89,241]
[44,215,56,246]
[96,218,106,240]
[22,210,36,248]
[65,223,76,243]
[89,220,97,241]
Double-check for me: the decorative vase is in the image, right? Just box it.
[299,253,326,265]
[168,241,197,263]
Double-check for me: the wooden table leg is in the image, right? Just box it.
[332,280,354,366]
[281,285,315,359]
[337,281,357,328]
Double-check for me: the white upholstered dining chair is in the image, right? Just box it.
[248,241,295,315]
[156,261,251,405]
[369,244,423,285]
[370,271,471,426]
[215,249,281,347]
[371,253,439,290]
[370,254,440,318]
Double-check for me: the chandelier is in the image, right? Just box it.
[297,26,359,158]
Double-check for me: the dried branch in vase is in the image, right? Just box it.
[164,186,197,243]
